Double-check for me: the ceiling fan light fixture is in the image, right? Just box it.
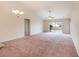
[48,16,54,20]
[48,10,54,20]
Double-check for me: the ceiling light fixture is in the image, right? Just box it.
[12,10,24,17]
[19,11,24,15]
[48,10,54,20]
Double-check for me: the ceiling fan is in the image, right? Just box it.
[48,10,54,20]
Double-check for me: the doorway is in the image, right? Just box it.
[49,22,63,33]
[24,19,30,36]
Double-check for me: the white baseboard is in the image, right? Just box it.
[72,38,79,56]
[0,35,24,43]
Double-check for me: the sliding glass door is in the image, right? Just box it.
[49,22,63,33]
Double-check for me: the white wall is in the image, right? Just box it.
[0,2,43,42]
[30,17,43,35]
[70,3,79,56]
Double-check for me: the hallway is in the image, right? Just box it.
[0,32,78,57]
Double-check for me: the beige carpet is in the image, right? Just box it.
[0,32,78,57]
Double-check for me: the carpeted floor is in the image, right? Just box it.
[0,32,78,57]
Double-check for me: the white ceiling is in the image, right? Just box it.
[0,1,78,20]
[21,1,75,20]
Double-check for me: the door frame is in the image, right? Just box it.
[24,18,30,36]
